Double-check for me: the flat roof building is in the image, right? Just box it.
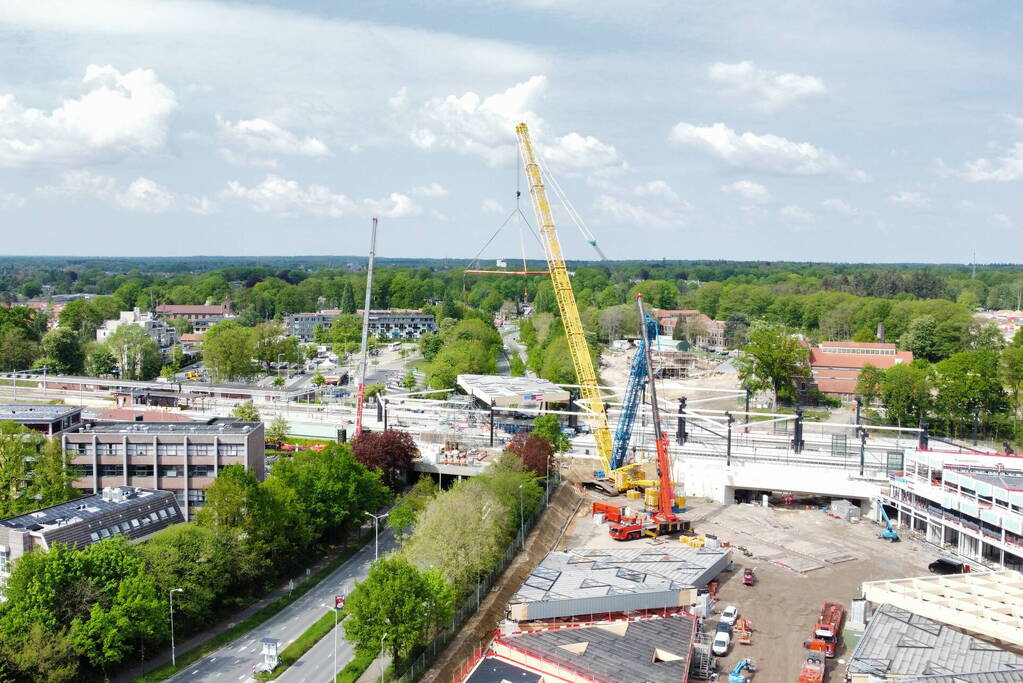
[286,309,437,342]
[809,341,913,396]
[457,375,571,409]
[509,547,731,622]
[0,404,83,436]
[0,486,184,597]
[62,418,264,521]
[156,301,234,321]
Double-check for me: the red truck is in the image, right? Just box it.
[797,640,827,683]
[804,602,844,658]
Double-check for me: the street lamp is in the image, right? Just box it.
[379,633,386,683]
[366,511,389,562]
[169,588,184,667]
[277,352,285,381]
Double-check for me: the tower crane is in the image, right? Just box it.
[354,217,378,437]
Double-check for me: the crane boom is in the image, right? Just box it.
[354,217,378,437]
[609,314,660,471]
[515,123,613,471]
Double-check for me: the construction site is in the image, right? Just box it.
[428,124,1023,683]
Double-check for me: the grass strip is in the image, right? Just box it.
[335,648,377,683]
[136,532,371,682]
[256,609,342,681]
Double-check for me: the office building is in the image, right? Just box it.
[96,308,177,349]
[62,418,264,520]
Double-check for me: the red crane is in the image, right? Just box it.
[608,294,688,540]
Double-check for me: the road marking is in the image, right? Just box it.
[193,670,199,675]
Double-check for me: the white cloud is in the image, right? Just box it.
[633,180,679,201]
[36,170,212,213]
[821,198,858,215]
[669,122,855,177]
[541,132,625,174]
[989,213,1014,229]
[0,189,25,209]
[889,191,929,208]
[709,61,826,111]
[363,192,422,218]
[411,183,448,198]
[721,179,771,203]
[481,198,504,213]
[405,75,547,166]
[217,115,329,166]
[594,195,687,229]
[114,177,176,213]
[0,64,177,167]
[961,143,1023,182]
[223,175,355,217]
[779,204,814,222]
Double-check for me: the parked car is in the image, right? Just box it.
[712,630,730,656]
[720,605,739,626]
[715,620,731,634]
[928,558,966,575]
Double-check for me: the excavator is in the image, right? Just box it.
[877,500,900,542]
[608,295,688,541]
[728,658,756,683]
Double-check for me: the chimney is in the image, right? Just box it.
[876,322,885,343]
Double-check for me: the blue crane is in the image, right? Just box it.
[609,314,661,471]
[877,500,901,542]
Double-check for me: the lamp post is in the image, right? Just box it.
[545,454,553,507]
[366,511,389,562]
[277,352,285,381]
[379,633,386,683]
[169,588,184,667]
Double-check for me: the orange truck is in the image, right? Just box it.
[797,640,827,683]
[592,501,637,525]
[804,602,845,658]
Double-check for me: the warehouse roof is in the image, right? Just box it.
[0,404,82,421]
[463,657,541,683]
[69,418,260,435]
[901,672,1023,683]
[847,604,1023,678]
[492,613,696,683]
[456,375,571,407]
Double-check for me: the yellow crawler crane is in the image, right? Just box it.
[515,122,640,490]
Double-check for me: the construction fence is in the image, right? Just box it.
[394,474,560,682]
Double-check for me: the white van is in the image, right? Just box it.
[712,630,730,656]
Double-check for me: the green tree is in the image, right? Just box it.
[1001,345,1023,418]
[879,363,933,428]
[231,401,261,422]
[329,314,363,356]
[900,315,940,362]
[401,369,417,390]
[40,327,85,374]
[933,350,1008,437]
[0,327,40,371]
[856,364,885,408]
[103,324,161,380]
[734,323,809,405]
[387,476,438,537]
[203,321,256,381]
[84,346,117,377]
[343,557,455,667]
[339,280,357,314]
[310,371,325,387]
[531,414,570,453]
[266,415,289,445]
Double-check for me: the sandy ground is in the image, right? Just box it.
[557,486,936,682]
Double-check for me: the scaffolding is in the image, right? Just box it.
[690,632,715,680]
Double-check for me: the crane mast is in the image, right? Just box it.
[515,123,613,471]
[354,217,378,437]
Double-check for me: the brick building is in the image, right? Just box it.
[155,301,235,322]
[808,341,914,397]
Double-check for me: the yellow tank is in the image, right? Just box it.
[691,536,704,548]
[676,495,686,509]
[626,489,642,499]
[644,487,660,509]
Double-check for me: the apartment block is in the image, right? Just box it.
[286,309,438,342]
[96,308,177,349]
[0,486,184,596]
[62,418,265,520]
[880,449,1023,571]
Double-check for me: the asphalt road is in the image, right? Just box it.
[168,527,396,683]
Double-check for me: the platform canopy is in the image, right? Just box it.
[456,374,570,408]
[861,570,1023,647]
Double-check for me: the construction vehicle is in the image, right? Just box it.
[608,295,688,541]
[591,501,637,525]
[797,640,827,683]
[608,313,660,473]
[876,500,900,542]
[728,658,756,683]
[804,602,844,658]
[734,617,752,645]
[743,568,756,586]
[353,217,378,438]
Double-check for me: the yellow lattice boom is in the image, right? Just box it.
[515,122,614,473]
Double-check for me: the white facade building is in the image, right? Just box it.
[881,448,1023,571]
[96,309,177,349]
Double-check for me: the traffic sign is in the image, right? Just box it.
[335,595,345,610]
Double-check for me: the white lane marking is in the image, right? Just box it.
[192,671,199,675]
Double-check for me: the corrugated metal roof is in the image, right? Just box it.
[848,604,1023,678]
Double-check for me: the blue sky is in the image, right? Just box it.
[0,1,1021,262]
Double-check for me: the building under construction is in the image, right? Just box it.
[650,337,696,379]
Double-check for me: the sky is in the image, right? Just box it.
[0,1,1021,262]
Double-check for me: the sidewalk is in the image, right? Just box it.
[355,653,391,683]
[115,531,368,683]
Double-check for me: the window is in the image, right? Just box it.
[127,443,152,456]
[149,512,159,522]
[0,549,9,577]
[99,528,110,539]
[217,443,244,457]
[141,516,151,527]
[187,443,213,456]
[158,466,180,478]
[98,465,124,477]
[157,509,168,519]
[130,519,140,528]
[190,465,214,478]
[70,464,91,477]
[66,442,90,455]
[156,443,184,457]
[107,526,119,536]
[129,465,154,478]
[95,443,121,456]
[89,532,99,543]
[187,489,206,503]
